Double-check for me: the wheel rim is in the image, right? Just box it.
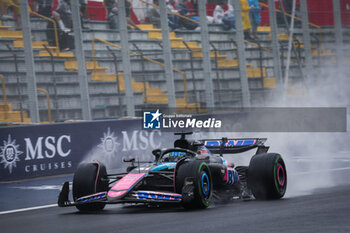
[201,172,210,197]
[274,159,287,195]
[277,164,285,186]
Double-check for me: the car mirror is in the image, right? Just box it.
[152,149,161,161]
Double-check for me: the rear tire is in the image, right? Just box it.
[247,153,287,200]
[175,160,212,209]
[73,161,108,211]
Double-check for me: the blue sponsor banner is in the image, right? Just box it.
[0,119,171,181]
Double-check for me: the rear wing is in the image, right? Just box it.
[200,138,269,155]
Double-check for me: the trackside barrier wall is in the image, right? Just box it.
[0,118,167,181]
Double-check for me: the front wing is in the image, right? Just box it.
[58,182,182,207]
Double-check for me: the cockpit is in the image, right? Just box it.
[160,151,188,162]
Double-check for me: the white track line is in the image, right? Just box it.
[0,204,57,215]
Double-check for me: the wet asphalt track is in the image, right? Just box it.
[1,154,350,233]
[1,184,350,233]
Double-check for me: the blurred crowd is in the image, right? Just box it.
[0,0,266,38]
[138,0,262,39]
[0,0,20,27]
[1,0,305,49]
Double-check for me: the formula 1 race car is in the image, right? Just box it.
[58,132,287,211]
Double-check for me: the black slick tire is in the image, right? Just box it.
[247,153,287,200]
[175,160,212,209]
[73,162,108,211]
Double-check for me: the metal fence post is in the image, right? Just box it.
[267,0,283,92]
[19,0,39,122]
[209,42,222,107]
[71,0,91,120]
[132,43,148,104]
[233,0,251,107]
[300,0,313,81]
[183,41,198,113]
[198,0,215,109]
[106,47,123,116]
[333,0,346,98]
[159,0,176,109]
[6,45,23,122]
[333,0,345,69]
[118,0,135,116]
[283,0,296,90]
[256,41,265,90]
[43,44,59,121]
[277,0,304,88]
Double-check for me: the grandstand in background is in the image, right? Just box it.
[0,0,349,124]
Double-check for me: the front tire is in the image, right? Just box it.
[175,160,212,209]
[247,153,287,200]
[73,161,108,211]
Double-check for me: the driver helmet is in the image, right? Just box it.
[197,146,211,155]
